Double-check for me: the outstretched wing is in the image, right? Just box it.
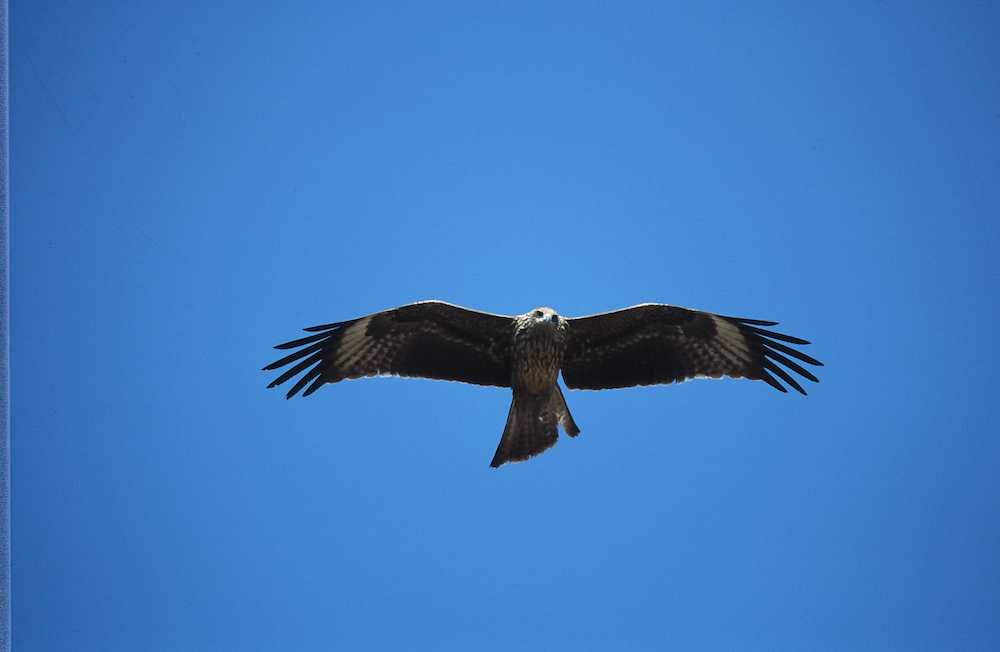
[263,301,515,398]
[562,304,822,394]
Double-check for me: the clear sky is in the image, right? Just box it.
[12,2,1000,650]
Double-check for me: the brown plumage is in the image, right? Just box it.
[263,301,822,467]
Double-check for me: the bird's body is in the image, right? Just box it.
[501,308,578,466]
[511,308,565,393]
[264,301,822,467]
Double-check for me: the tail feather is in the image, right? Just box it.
[555,384,580,437]
[490,386,580,468]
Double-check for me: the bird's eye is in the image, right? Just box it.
[534,310,543,318]
[550,314,559,323]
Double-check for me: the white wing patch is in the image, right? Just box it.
[711,316,752,365]
[335,316,373,369]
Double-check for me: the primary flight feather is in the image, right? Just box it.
[263,301,822,467]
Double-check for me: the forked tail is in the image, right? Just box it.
[490,385,580,468]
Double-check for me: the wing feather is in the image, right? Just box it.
[762,359,805,394]
[759,346,819,383]
[759,369,788,393]
[263,340,327,371]
[266,350,325,390]
[288,366,324,399]
[264,301,515,398]
[742,324,810,345]
[272,330,336,350]
[754,337,822,367]
[562,304,822,394]
[718,314,779,326]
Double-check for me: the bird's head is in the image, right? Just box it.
[527,306,565,330]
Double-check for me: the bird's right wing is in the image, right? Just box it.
[263,301,516,398]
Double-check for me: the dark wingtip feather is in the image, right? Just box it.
[758,338,824,367]
[273,331,331,350]
[265,321,345,398]
[763,360,806,395]
[266,351,325,389]
[723,315,779,326]
[759,369,788,393]
[745,325,811,345]
[732,319,822,394]
[303,319,353,333]
[263,341,326,371]
[286,366,322,399]
[302,375,326,397]
[763,347,819,383]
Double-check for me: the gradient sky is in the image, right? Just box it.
[12,2,1000,650]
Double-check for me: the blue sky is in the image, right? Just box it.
[12,2,1000,650]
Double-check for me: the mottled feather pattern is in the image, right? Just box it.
[511,311,565,393]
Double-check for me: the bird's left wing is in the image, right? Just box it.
[562,304,822,394]
[264,301,515,398]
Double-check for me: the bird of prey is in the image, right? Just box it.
[263,301,822,468]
